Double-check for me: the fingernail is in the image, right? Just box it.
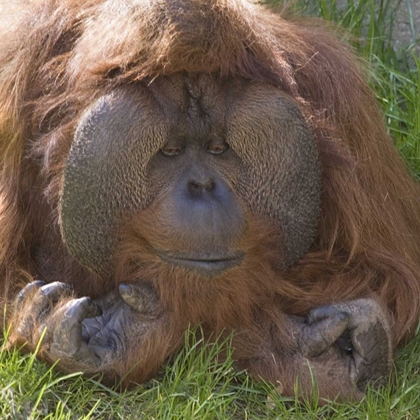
[119,283,133,297]
[33,280,46,287]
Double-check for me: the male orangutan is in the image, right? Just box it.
[1,0,420,402]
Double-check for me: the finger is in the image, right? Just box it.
[65,297,102,322]
[300,312,349,357]
[350,320,390,366]
[15,280,45,310]
[53,297,101,356]
[31,282,73,317]
[15,281,71,339]
[350,321,391,390]
[119,282,159,315]
[305,304,340,325]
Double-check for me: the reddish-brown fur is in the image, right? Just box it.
[1,0,420,400]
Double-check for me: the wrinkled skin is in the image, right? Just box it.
[296,299,392,393]
[13,281,392,394]
[303,300,392,391]
[13,281,164,375]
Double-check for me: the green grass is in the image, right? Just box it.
[290,0,420,175]
[0,330,271,420]
[1,0,419,418]
[3,329,420,419]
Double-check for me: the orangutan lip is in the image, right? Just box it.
[158,251,244,276]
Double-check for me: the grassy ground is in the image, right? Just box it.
[1,0,419,419]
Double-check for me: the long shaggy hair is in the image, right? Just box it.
[1,0,420,355]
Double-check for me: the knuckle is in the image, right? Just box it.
[40,281,72,296]
[335,312,350,323]
[64,297,98,321]
[16,280,45,301]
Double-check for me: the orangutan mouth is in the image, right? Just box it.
[158,251,244,276]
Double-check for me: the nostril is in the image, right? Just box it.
[187,179,215,196]
[205,179,215,192]
[188,180,203,196]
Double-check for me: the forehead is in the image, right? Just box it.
[145,73,240,140]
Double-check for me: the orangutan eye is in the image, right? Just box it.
[161,146,180,156]
[206,141,229,155]
[161,144,184,156]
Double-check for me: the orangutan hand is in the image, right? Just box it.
[296,298,393,392]
[9,281,162,372]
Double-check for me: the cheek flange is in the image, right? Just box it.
[60,89,166,275]
[229,91,322,267]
